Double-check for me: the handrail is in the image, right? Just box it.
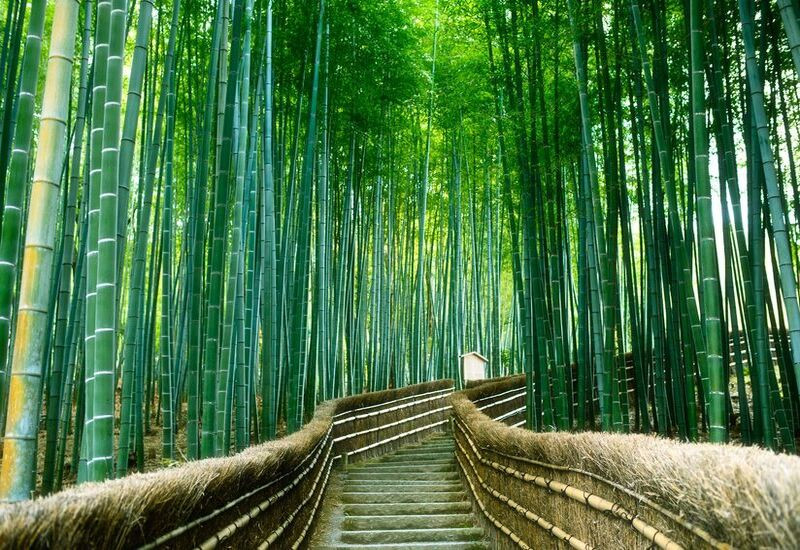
[455,424,592,550]
[258,440,334,549]
[140,425,333,549]
[462,381,722,547]
[285,453,334,550]
[333,390,453,426]
[493,405,525,422]
[167,386,452,548]
[334,405,451,443]
[195,438,334,549]
[455,417,683,550]
[483,445,721,546]
[477,390,525,412]
[455,445,533,550]
[336,417,450,461]
[333,386,454,420]
[452,378,731,549]
[472,385,525,405]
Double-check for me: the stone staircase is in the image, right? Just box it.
[317,433,488,549]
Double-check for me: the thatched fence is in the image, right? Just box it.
[453,375,800,549]
[0,379,454,549]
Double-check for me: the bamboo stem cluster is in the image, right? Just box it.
[0,0,799,502]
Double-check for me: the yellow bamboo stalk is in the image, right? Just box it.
[0,0,80,502]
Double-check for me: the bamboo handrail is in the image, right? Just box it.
[455,418,682,550]
[455,426,592,550]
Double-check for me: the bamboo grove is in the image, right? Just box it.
[0,0,799,503]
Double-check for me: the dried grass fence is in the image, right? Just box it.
[0,379,454,549]
[453,375,800,550]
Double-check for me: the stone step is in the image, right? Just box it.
[313,434,488,550]
[345,478,462,486]
[377,456,455,465]
[387,451,455,460]
[343,501,473,516]
[347,463,456,473]
[343,513,476,531]
[378,453,454,461]
[319,542,489,549]
[345,482,464,493]
[341,527,485,545]
[346,471,460,481]
[398,439,453,446]
[387,450,454,458]
[341,491,466,504]
[394,444,454,452]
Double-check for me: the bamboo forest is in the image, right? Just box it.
[0,0,798,545]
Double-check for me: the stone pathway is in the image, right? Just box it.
[315,433,489,549]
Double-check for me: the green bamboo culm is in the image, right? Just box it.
[233,0,255,453]
[81,0,111,483]
[287,0,325,433]
[738,0,800,418]
[202,0,248,456]
[566,0,610,431]
[774,0,800,77]
[188,0,224,460]
[0,0,48,436]
[260,0,278,441]
[116,0,156,476]
[158,0,182,463]
[91,0,129,482]
[690,0,725,442]
[412,0,438,387]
